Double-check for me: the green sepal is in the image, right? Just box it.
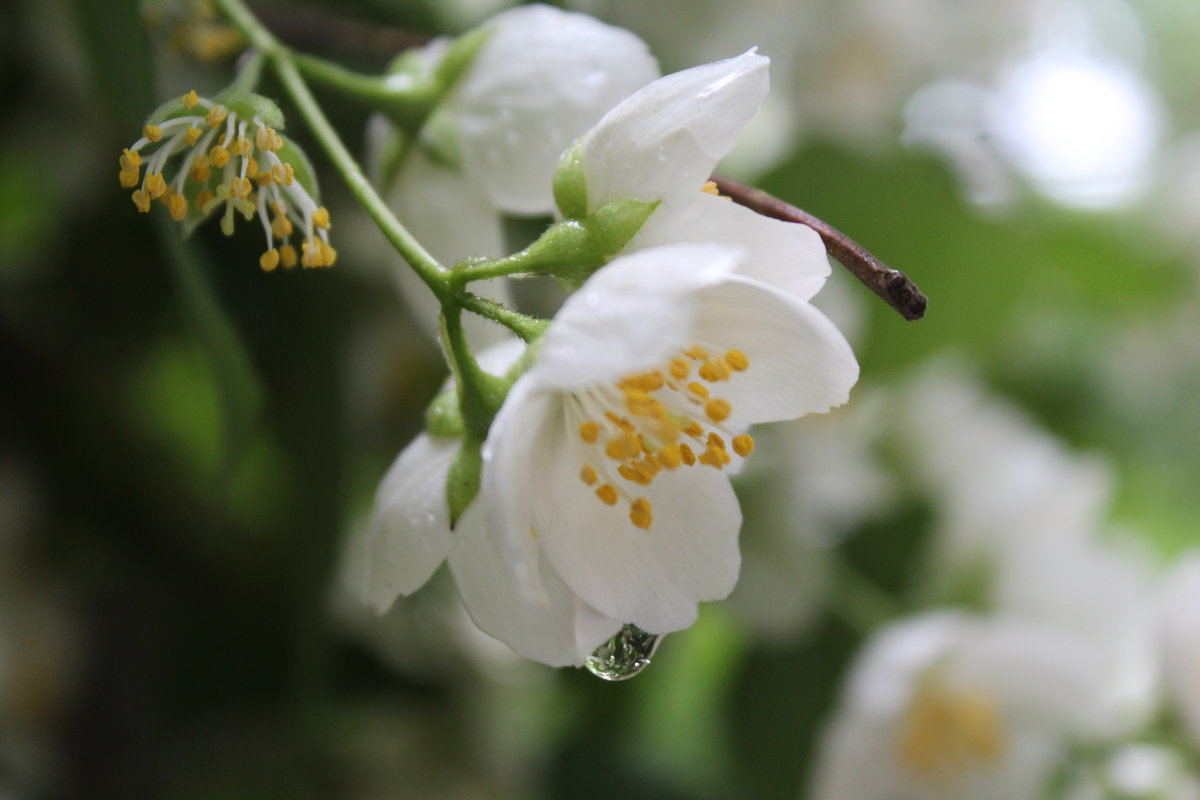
[445,434,484,528]
[590,197,659,256]
[418,104,461,168]
[553,141,588,219]
[213,89,286,130]
[425,385,466,438]
[434,27,491,94]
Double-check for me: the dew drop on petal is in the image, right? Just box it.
[584,624,662,681]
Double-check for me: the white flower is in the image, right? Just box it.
[453,4,659,215]
[811,611,1116,800]
[570,50,832,303]
[365,243,858,666]
[1159,552,1200,749]
[479,242,857,644]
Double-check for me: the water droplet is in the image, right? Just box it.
[584,624,662,681]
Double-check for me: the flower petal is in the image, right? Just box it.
[455,5,659,215]
[532,243,742,390]
[630,191,831,301]
[529,410,743,632]
[689,276,859,423]
[363,433,460,613]
[582,50,768,209]
[448,500,622,666]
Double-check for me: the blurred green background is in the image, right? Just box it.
[2,0,1198,798]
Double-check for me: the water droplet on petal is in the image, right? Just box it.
[584,624,662,681]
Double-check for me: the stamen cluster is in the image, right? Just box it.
[119,90,335,270]
[574,344,755,530]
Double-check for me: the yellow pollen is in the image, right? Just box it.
[194,189,214,212]
[617,465,652,485]
[580,465,598,485]
[229,176,252,199]
[119,148,141,171]
[319,241,337,267]
[685,344,710,360]
[684,421,705,439]
[272,163,294,185]
[311,207,331,230]
[705,398,732,422]
[897,687,1007,780]
[659,444,683,469]
[168,193,188,221]
[144,172,167,199]
[254,127,272,152]
[707,433,726,450]
[245,157,259,179]
[181,89,199,110]
[255,171,274,187]
[725,349,750,371]
[233,137,252,157]
[270,198,287,216]
[699,445,731,469]
[605,432,642,462]
[630,498,653,529]
[119,169,140,188]
[605,412,634,432]
[596,484,618,505]
[205,105,227,127]
[271,215,293,239]
[132,189,151,213]
[669,357,690,380]
[280,245,298,269]
[732,434,755,457]
[209,145,230,168]
[700,180,721,196]
[579,421,599,443]
[143,124,163,142]
[184,126,203,146]
[687,381,709,399]
[699,357,733,382]
[679,443,696,466]
[260,249,280,271]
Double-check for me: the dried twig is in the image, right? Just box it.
[714,175,927,321]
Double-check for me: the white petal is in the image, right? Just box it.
[532,243,742,390]
[448,500,622,667]
[690,277,859,423]
[529,407,743,632]
[455,4,659,214]
[363,433,460,612]
[583,51,769,209]
[630,191,830,300]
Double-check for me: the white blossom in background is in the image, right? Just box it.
[898,366,1160,729]
[1158,552,1200,750]
[1062,744,1200,800]
[811,611,1116,800]
[365,243,857,665]
[570,50,832,304]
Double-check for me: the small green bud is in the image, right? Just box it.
[425,386,466,438]
[445,435,484,527]
[214,90,286,130]
[553,141,588,220]
[435,27,492,93]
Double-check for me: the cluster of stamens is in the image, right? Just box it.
[574,344,755,531]
[119,90,335,271]
[896,685,1007,781]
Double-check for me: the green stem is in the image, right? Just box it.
[441,307,510,437]
[295,54,435,130]
[230,50,267,92]
[211,0,449,300]
[458,293,548,342]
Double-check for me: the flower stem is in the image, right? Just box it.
[457,293,548,342]
[211,0,449,301]
[713,174,929,321]
[441,307,510,436]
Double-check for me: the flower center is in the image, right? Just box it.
[119,90,336,271]
[573,344,755,530]
[895,685,1007,784]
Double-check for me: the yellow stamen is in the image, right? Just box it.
[168,193,188,221]
[605,432,642,462]
[271,215,293,239]
[233,136,252,158]
[311,206,331,230]
[229,176,252,199]
[144,172,167,199]
[205,105,227,127]
[700,180,720,196]
[669,357,690,380]
[194,189,214,212]
[119,148,141,171]
[732,434,755,457]
[143,124,163,142]
[685,344,710,360]
[580,465,598,486]
[659,444,683,470]
[184,126,203,146]
[272,163,294,185]
[630,498,653,529]
[679,443,696,466]
[181,89,199,110]
[132,189,151,213]
[209,145,230,168]
[596,484,618,506]
[319,241,337,267]
[687,381,709,399]
[705,398,732,422]
[119,169,140,188]
[279,245,298,269]
[725,349,749,371]
[579,421,599,443]
[259,249,280,271]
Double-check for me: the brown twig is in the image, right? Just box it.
[713,175,927,321]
